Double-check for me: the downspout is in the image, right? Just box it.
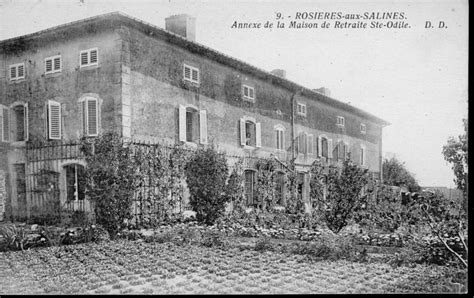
[290,88,303,163]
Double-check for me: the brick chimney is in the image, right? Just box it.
[165,14,196,41]
[270,69,286,78]
[313,87,331,97]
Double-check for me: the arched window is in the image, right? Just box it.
[179,105,207,144]
[321,137,328,158]
[240,116,261,148]
[9,103,28,142]
[297,132,307,154]
[64,164,85,201]
[335,141,348,161]
[186,107,200,143]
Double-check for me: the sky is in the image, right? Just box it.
[0,0,468,187]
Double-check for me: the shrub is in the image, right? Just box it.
[81,132,137,238]
[311,157,372,234]
[185,146,229,225]
[0,225,27,251]
[254,237,274,251]
[200,230,226,248]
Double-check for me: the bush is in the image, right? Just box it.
[200,230,226,248]
[0,225,28,251]
[185,146,229,225]
[82,132,137,238]
[254,237,274,251]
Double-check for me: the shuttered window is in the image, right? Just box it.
[47,100,61,140]
[307,134,314,155]
[360,123,366,134]
[240,118,261,148]
[45,55,61,74]
[275,127,284,150]
[178,105,208,144]
[9,63,25,81]
[80,48,99,67]
[183,64,199,84]
[297,102,306,116]
[81,97,99,136]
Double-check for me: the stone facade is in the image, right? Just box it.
[0,12,388,221]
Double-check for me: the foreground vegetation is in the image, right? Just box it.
[0,238,465,294]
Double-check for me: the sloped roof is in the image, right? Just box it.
[0,11,390,126]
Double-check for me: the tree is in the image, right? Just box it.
[442,118,468,204]
[184,146,229,225]
[311,156,372,233]
[383,157,421,192]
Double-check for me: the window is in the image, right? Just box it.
[9,63,25,81]
[45,55,61,74]
[79,48,98,67]
[242,85,255,102]
[297,132,307,154]
[0,105,9,142]
[360,145,366,166]
[274,171,285,206]
[47,100,62,140]
[297,103,306,116]
[10,103,28,142]
[178,105,207,144]
[307,134,314,155]
[65,164,85,201]
[337,116,345,127]
[244,170,256,206]
[240,117,261,148]
[183,64,200,84]
[334,141,348,161]
[360,123,366,134]
[275,126,285,151]
[318,136,332,159]
[80,97,99,136]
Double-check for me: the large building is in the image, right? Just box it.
[0,12,389,221]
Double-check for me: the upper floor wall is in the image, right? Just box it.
[0,26,122,144]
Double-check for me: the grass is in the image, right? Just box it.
[0,239,465,294]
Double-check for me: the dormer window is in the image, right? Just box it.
[360,123,366,134]
[183,64,200,85]
[297,103,306,116]
[337,116,345,127]
[9,63,25,81]
[242,85,255,102]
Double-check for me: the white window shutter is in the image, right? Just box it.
[317,136,322,157]
[199,109,207,144]
[255,122,261,148]
[328,139,333,158]
[23,102,28,141]
[10,66,16,79]
[48,101,61,140]
[87,99,98,136]
[178,105,186,142]
[81,101,86,135]
[344,143,349,159]
[240,118,246,146]
[308,134,314,154]
[2,107,9,142]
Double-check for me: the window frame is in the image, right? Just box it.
[240,116,261,149]
[297,132,308,155]
[360,144,366,166]
[44,55,62,74]
[296,102,307,116]
[242,84,255,102]
[360,123,367,134]
[64,163,86,201]
[0,105,9,142]
[9,63,25,81]
[183,63,200,85]
[47,100,62,140]
[79,48,99,68]
[79,96,100,137]
[274,125,285,151]
[337,116,345,127]
[9,102,28,143]
[244,169,256,207]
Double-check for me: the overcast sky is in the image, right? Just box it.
[0,0,468,187]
